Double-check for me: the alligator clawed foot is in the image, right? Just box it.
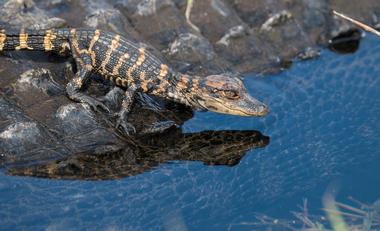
[141,121,177,134]
[83,97,111,114]
[116,119,136,135]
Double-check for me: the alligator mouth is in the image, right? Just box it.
[234,104,269,116]
[236,94,269,116]
[195,96,269,117]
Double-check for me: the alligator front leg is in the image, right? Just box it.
[104,87,175,134]
[116,85,137,135]
[65,37,110,113]
[66,58,110,113]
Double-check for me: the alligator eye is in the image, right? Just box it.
[221,90,240,100]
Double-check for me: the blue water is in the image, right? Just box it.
[1,34,379,230]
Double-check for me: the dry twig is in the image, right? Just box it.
[333,10,380,37]
[185,0,200,32]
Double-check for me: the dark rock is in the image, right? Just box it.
[3,0,378,75]
[54,103,123,154]
[81,0,140,39]
[0,98,70,168]
[16,68,63,96]
[0,0,66,28]
[167,33,215,63]
[297,47,321,60]
[328,29,362,54]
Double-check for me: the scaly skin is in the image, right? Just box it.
[0,28,268,133]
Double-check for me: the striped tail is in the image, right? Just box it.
[0,28,61,52]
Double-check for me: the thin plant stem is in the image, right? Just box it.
[333,10,380,36]
[185,0,200,32]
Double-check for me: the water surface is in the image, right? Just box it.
[0,34,379,230]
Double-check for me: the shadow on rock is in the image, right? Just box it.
[5,128,269,180]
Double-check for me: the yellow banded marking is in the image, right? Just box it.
[103,74,115,82]
[15,29,33,50]
[115,77,123,86]
[70,28,80,53]
[70,28,76,36]
[191,78,200,93]
[150,64,170,94]
[140,72,148,92]
[159,64,169,78]
[88,30,101,65]
[70,28,87,54]
[0,30,6,51]
[43,29,57,51]
[112,77,129,87]
[126,47,146,79]
[88,30,100,51]
[69,29,89,67]
[122,79,128,87]
[59,41,70,55]
[177,74,190,90]
[108,75,115,82]
[100,35,120,72]
[112,52,130,76]
[152,79,169,95]
[136,47,146,66]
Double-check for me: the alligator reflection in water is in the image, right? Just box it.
[6,128,269,180]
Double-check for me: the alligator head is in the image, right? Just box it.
[175,74,269,116]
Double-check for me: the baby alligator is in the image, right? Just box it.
[0,28,268,133]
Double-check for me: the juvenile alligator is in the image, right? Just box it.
[0,28,268,133]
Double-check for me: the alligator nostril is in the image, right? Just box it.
[258,105,269,116]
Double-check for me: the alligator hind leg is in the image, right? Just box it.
[136,92,164,112]
[116,85,137,135]
[66,52,110,113]
[100,86,124,110]
[104,87,174,135]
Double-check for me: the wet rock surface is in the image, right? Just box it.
[0,65,194,170]
[0,0,379,177]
